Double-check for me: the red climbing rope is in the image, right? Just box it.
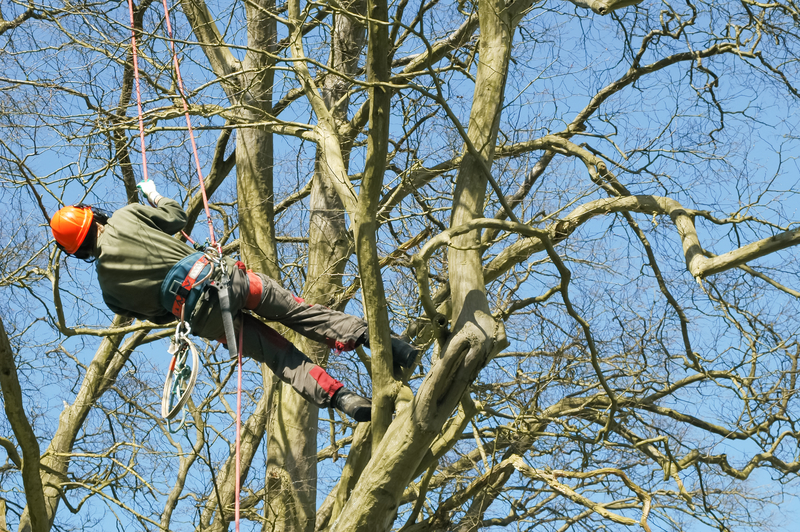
[159,0,219,251]
[235,323,244,531]
[126,0,149,183]
[126,1,242,529]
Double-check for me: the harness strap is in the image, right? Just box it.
[171,255,210,317]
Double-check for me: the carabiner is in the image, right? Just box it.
[175,320,191,341]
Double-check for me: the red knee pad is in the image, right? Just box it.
[245,271,262,310]
[309,366,344,397]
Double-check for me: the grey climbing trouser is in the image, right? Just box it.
[188,262,368,407]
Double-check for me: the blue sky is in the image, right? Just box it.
[2,0,800,530]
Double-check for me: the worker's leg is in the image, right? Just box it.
[238,267,420,374]
[194,263,416,369]
[243,271,367,352]
[239,314,340,407]
[191,289,370,420]
[238,315,370,421]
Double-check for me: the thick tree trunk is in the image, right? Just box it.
[355,0,394,446]
[237,125,278,275]
[328,1,515,530]
[1,318,46,532]
[182,1,282,529]
[265,3,366,531]
[212,2,282,531]
[1,498,7,532]
[237,0,279,276]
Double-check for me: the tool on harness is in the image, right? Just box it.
[214,259,240,363]
[161,321,200,432]
[211,258,245,530]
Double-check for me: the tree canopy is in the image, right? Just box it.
[2,0,800,531]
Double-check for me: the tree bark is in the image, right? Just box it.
[237,0,279,276]
[355,0,394,446]
[0,498,7,532]
[0,318,47,532]
[329,1,517,529]
[266,3,367,530]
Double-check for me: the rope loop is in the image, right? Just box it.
[161,330,200,429]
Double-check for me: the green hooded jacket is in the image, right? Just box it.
[95,198,192,324]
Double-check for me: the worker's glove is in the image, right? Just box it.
[137,180,164,206]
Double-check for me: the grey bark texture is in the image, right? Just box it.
[329,0,520,527]
[0,318,47,532]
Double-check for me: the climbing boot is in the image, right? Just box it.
[390,337,418,371]
[331,388,371,422]
[359,329,419,375]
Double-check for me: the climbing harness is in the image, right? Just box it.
[160,251,215,318]
[158,246,217,426]
[126,0,244,527]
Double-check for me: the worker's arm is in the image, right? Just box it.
[137,181,188,235]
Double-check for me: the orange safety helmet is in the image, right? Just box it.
[50,205,94,254]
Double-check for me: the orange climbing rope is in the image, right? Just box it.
[126,1,242,528]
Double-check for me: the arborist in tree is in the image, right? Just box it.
[49,180,418,422]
